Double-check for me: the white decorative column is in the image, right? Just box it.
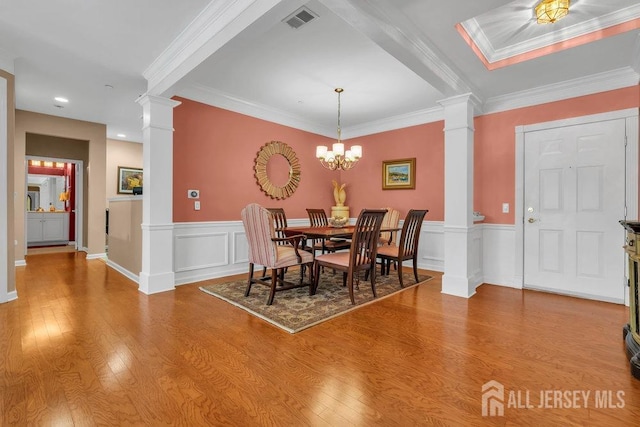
[0,75,9,303]
[439,94,478,298]
[137,95,181,295]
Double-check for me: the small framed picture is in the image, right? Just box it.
[382,158,416,190]
[117,166,143,194]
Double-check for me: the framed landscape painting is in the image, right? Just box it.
[382,158,416,190]
[117,166,143,194]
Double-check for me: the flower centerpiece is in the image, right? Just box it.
[328,216,348,228]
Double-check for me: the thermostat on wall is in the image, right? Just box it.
[187,189,200,199]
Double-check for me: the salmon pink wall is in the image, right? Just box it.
[173,86,638,224]
[475,85,640,224]
[173,97,339,221]
[344,122,444,221]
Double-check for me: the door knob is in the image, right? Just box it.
[528,218,536,223]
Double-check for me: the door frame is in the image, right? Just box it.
[0,76,8,303]
[24,156,84,253]
[514,108,639,301]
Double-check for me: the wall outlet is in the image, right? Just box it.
[187,189,199,199]
[194,201,201,211]
[502,203,509,213]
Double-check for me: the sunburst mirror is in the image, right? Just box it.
[254,141,301,200]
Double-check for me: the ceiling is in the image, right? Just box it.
[1,0,639,143]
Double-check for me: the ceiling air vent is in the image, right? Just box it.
[283,6,318,29]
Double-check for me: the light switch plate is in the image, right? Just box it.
[187,189,199,199]
[502,203,509,213]
[194,201,201,211]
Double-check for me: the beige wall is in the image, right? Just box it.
[1,70,15,294]
[106,138,142,205]
[15,110,106,260]
[107,198,142,277]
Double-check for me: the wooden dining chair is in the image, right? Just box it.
[379,207,401,246]
[264,207,290,277]
[305,208,351,256]
[312,209,387,304]
[376,209,428,288]
[241,203,313,305]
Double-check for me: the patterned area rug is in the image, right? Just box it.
[199,271,433,333]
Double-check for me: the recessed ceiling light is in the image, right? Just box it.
[117,133,126,138]
[54,96,69,103]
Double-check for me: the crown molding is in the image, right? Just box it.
[177,83,335,137]
[462,3,640,64]
[180,68,638,138]
[483,67,640,115]
[144,0,281,96]
[342,107,444,139]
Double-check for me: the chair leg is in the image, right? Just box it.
[397,261,404,288]
[312,261,320,295]
[370,265,378,298]
[306,263,314,296]
[245,263,255,296]
[347,271,356,305]
[266,268,278,305]
[412,257,419,283]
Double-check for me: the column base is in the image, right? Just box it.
[138,271,175,295]
[441,274,476,298]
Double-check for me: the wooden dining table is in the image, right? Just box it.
[282,225,401,258]
[282,225,358,240]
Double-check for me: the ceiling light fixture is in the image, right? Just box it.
[535,0,570,24]
[117,133,126,138]
[316,88,362,171]
[54,96,69,103]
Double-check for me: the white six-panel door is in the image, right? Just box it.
[523,118,627,302]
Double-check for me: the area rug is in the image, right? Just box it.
[199,271,433,333]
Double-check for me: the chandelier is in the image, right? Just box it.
[535,0,570,24]
[316,88,362,171]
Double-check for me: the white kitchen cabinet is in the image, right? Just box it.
[27,212,70,246]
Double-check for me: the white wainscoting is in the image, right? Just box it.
[170,219,517,291]
[172,218,308,285]
[481,224,517,288]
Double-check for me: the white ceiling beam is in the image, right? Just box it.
[317,0,480,100]
[144,0,283,97]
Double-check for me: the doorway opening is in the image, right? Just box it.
[25,156,84,256]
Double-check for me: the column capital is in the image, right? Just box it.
[137,95,181,130]
[438,92,480,130]
[437,92,478,108]
[136,94,182,109]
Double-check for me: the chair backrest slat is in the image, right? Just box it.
[306,208,329,227]
[379,207,400,245]
[350,209,387,268]
[398,209,428,257]
[267,207,288,243]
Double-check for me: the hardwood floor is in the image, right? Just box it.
[3,253,640,425]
